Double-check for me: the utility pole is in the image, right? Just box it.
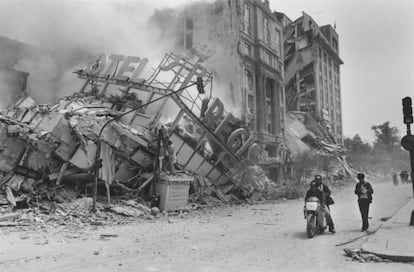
[400,96,414,226]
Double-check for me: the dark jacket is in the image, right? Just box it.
[318,183,334,205]
[355,181,373,203]
[305,188,325,205]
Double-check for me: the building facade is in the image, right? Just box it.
[282,12,344,144]
[159,0,286,158]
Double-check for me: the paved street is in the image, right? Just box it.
[1,179,413,272]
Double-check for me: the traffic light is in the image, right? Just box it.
[402,97,413,124]
[196,76,205,94]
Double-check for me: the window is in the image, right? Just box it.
[267,123,272,133]
[244,42,252,56]
[245,69,253,90]
[275,30,281,54]
[248,94,254,113]
[263,17,270,45]
[321,93,324,108]
[308,90,315,100]
[266,82,273,133]
[243,4,251,34]
[267,52,273,67]
[333,38,338,51]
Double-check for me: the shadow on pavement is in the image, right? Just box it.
[292,231,310,240]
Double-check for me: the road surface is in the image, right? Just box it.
[1,179,413,272]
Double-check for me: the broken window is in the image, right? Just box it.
[248,94,254,114]
[243,4,251,35]
[333,38,338,51]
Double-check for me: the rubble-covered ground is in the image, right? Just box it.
[0,179,412,272]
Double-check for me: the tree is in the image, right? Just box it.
[371,121,400,152]
[370,121,406,177]
[344,134,371,153]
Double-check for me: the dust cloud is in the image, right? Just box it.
[0,0,181,106]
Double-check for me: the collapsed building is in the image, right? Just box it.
[278,11,344,144]
[0,4,349,214]
[149,0,287,181]
[0,51,283,212]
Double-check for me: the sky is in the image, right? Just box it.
[0,0,413,143]
[268,0,414,143]
[153,0,414,143]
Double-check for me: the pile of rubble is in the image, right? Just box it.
[0,92,158,209]
[285,111,354,180]
[0,52,288,225]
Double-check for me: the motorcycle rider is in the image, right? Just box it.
[305,175,336,233]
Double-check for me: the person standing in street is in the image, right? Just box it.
[392,172,398,186]
[354,173,374,231]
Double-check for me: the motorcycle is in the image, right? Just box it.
[304,196,326,238]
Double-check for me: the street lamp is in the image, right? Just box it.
[400,96,414,226]
[91,81,201,212]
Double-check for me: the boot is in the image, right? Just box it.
[329,223,336,234]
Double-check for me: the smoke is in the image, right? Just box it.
[0,0,190,105]
[0,67,28,109]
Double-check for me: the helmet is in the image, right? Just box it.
[314,175,322,185]
[310,181,317,187]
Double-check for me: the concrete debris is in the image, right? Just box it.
[285,111,353,181]
[0,51,293,227]
[109,206,144,217]
[343,248,391,263]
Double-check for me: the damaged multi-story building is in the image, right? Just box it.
[150,0,287,180]
[278,11,344,144]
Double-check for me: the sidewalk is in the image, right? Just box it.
[362,199,414,262]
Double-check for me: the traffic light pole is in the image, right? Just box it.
[410,149,414,226]
[401,97,414,226]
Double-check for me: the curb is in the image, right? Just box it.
[361,199,414,262]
